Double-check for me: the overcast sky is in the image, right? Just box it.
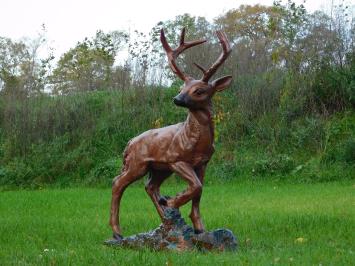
[1,0,333,59]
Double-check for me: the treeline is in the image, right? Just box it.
[1,1,354,103]
[0,1,354,188]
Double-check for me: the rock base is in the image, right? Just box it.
[104,208,237,252]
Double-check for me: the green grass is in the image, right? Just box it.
[0,181,354,265]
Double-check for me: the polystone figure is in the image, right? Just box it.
[106,28,237,252]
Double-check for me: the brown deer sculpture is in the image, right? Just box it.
[109,28,232,240]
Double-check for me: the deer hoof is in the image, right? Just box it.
[194,229,205,235]
[104,233,124,246]
[158,195,171,206]
[113,232,123,240]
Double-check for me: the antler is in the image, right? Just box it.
[194,31,231,82]
[160,28,206,81]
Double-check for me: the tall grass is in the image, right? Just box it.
[0,87,183,186]
[0,78,354,188]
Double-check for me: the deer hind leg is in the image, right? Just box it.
[109,162,147,239]
[190,165,206,234]
[145,170,172,219]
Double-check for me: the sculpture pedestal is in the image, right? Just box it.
[104,208,237,252]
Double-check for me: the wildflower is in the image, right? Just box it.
[295,237,307,243]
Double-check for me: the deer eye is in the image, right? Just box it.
[194,88,205,95]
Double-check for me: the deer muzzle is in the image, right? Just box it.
[173,94,188,107]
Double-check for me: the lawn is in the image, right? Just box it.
[0,181,354,265]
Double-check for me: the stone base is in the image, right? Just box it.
[104,208,237,252]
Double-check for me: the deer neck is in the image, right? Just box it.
[183,103,214,143]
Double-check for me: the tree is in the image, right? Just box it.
[0,25,54,97]
[51,30,129,94]
[0,37,28,97]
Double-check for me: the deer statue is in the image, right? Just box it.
[109,28,232,241]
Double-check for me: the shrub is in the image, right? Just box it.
[253,154,295,176]
[342,138,355,164]
[87,158,122,186]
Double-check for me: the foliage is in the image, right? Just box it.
[0,26,54,97]
[51,30,129,94]
[0,87,354,188]
[253,154,295,176]
[87,157,122,186]
[311,52,355,113]
[321,111,355,164]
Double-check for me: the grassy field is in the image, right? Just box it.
[0,181,354,265]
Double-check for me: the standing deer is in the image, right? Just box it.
[109,28,232,240]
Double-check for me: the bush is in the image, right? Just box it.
[310,54,355,113]
[87,158,122,186]
[0,159,34,187]
[343,138,355,164]
[253,154,295,176]
[292,158,355,183]
[0,87,354,188]
[321,112,355,165]
[322,137,355,164]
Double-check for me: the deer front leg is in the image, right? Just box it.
[190,164,206,234]
[166,161,202,208]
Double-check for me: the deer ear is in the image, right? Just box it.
[211,75,232,92]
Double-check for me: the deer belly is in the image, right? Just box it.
[150,162,171,170]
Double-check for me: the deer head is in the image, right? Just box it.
[160,28,232,110]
